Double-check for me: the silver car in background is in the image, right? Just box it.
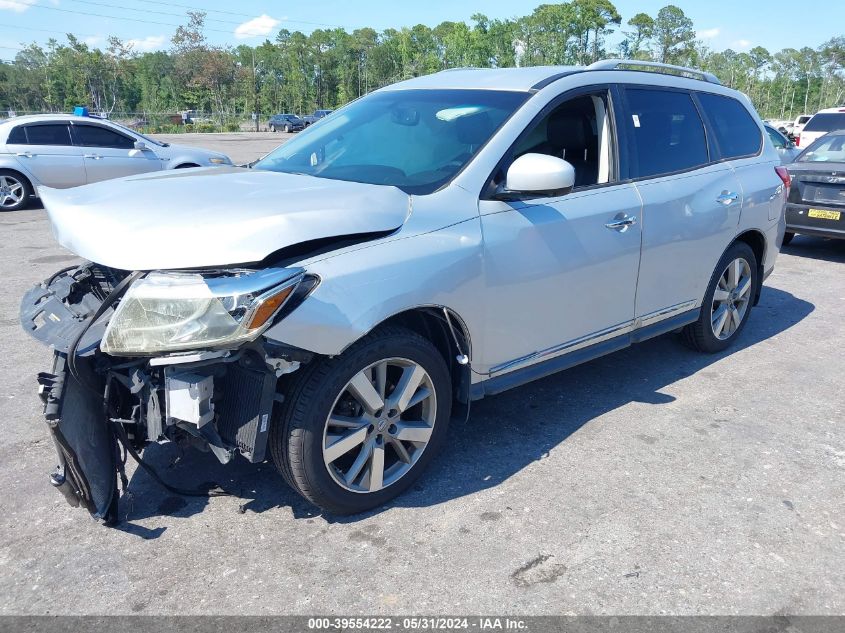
[0,113,232,210]
[20,60,787,523]
[765,124,801,164]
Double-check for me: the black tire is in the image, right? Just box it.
[284,124,290,133]
[683,241,758,353]
[0,169,33,211]
[270,325,452,515]
[174,163,199,169]
[782,231,795,247]
[270,124,276,133]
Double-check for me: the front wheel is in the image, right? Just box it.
[782,231,795,247]
[683,241,758,353]
[269,124,276,133]
[270,326,451,515]
[284,124,290,133]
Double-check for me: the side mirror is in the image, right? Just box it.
[498,153,575,199]
[133,141,148,151]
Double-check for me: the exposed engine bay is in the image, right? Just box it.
[20,263,315,523]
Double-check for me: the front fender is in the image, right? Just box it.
[263,218,485,358]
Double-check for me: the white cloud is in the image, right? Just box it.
[0,0,37,13]
[234,14,280,39]
[698,28,720,40]
[127,35,166,52]
[84,35,103,47]
[733,39,751,49]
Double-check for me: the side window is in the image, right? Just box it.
[697,92,762,159]
[7,126,27,144]
[624,88,708,179]
[766,127,786,149]
[23,124,73,146]
[72,124,135,149]
[509,92,613,188]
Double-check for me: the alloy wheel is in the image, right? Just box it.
[322,357,437,494]
[710,257,752,340]
[0,175,24,209]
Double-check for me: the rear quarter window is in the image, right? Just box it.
[6,126,27,144]
[803,113,845,133]
[624,88,709,179]
[697,92,762,159]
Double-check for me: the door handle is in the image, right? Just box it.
[605,215,638,231]
[84,154,102,160]
[716,191,739,205]
[15,152,34,158]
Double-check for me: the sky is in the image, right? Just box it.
[1,0,843,60]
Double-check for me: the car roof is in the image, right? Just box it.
[383,66,580,92]
[811,108,845,115]
[0,113,114,127]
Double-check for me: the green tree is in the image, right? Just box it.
[653,5,695,65]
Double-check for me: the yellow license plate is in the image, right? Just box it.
[808,208,841,220]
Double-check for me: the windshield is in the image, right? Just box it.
[799,134,845,162]
[803,112,845,133]
[254,89,529,194]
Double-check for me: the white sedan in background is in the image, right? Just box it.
[0,113,232,210]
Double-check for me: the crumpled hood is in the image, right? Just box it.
[39,167,410,270]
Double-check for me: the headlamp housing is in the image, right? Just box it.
[101,267,304,356]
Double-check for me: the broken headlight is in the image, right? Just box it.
[101,268,303,355]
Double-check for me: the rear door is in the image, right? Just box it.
[622,86,743,322]
[5,123,86,188]
[71,123,163,183]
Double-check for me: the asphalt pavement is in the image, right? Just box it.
[0,133,842,615]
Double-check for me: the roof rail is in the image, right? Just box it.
[587,59,721,85]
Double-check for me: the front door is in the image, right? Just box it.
[70,123,163,183]
[477,89,642,375]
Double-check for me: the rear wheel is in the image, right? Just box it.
[270,326,451,515]
[284,124,290,133]
[0,170,32,211]
[782,231,795,246]
[270,124,276,132]
[683,241,758,353]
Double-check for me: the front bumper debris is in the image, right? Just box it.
[20,263,305,524]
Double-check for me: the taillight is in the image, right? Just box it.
[795,135,800,146]
[775,166,791,193]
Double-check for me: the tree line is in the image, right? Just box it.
[1,1,843,129]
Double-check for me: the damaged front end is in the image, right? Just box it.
[20,262,315,524]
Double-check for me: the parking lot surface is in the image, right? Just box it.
[0,134,843,615]
[153,131,291,165]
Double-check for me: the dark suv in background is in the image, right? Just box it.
[268,114,305,133]
[302,109,334,126]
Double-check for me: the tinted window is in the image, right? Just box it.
[72,124,135,149]
[697,93,761,159]
[24,124,72,146]
[6,126,26,144]
[803,112,845,133]
[624,88,708,178]
[765,126,786,149]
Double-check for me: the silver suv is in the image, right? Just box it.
[0,113,232,210]
[20,60,788,522]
